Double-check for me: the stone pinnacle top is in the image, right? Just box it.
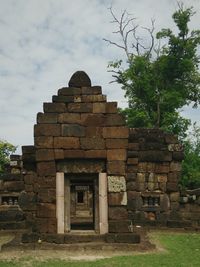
[68,71,91,87]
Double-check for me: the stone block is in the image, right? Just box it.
[37,161,56,176]
[37,113,58,124]
[128,143,139,150]
[106,139,128,149]
[80,137,105,149]
[159,182,167,192]
[35,176,56,189]
[18,191,37,211]
[35,137,54,148]
[165,134,178,144]
[58,87,81,95]
[127,192,143,211]
[107,161,126,175]
[168,144,183,152]
[105,114,125,126]
[156,174,168,183]
[93,102,106,113]
[146,163,156,172]
[137,173,145,183]
[107,149,127,161]
[52,95,74,103]
[61,124,85,137]
[138,162,147,172]
[127,165,138,173]
[173,151,184,161]
[21,233,40,243]
[108,207,128,220]
[106,102,118,113]
[108,192,127,206]
[42,234,65,244]
[135,182,146,191]
[57,159,105,173]
[85,127,103,137]
[167,182,179,192]
[22,146,35,154]
[4,181,24,191]
[22,153,35,163]
[85,150,106,158]
[35,218,57,233]
[103,127,129,138]
[126,173,137,181]
[170,162,182,172]
[54,149,64,159]
[128,151,139,158]
[127,158,138,165]
[43,102,66,113]
[35,149,54,161]
[139,151,172,162]
[81,94,106,102]
[0,208,25,222]
[68,103,93,113]
[81,114,105,126]
[160,194,170,211]
[24,173,36,185]
[169,192,180,202]
[54,137,80,149]
[108,176,126,192]
[108,220,132,233]
[126,181,137,191]
[58,113,81,124]
[81,86,102,95]
[64,150,85,158]
[37,203,56,218]
[155,163,170,173]
[0,173,23,181]
[38,189,56,203]
[170,202,180,211]
[168,172,181,182]
[105,233,140,243]
[34,124,60,137]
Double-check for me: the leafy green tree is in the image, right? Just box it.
[181,123,200,189]
[105,4,200,135]
[0,140,16,173]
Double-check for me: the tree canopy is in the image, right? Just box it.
[0,140,16,173]
[105,4,200,137]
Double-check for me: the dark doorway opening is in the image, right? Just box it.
[70,177,95,230]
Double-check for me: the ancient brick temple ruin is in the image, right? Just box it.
[1,71,200,244]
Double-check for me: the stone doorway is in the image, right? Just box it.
[69,175,97,231]
[56,172,108,234]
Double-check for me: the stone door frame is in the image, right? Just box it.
[56,172,108,234]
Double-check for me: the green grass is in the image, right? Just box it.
[0,232,200,267]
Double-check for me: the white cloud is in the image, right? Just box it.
[0,0,200,153]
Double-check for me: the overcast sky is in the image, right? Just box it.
[0,0,200,153]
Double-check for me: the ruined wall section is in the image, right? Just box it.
[127,128,185,227]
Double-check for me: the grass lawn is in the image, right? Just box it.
[0,232,200,267]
